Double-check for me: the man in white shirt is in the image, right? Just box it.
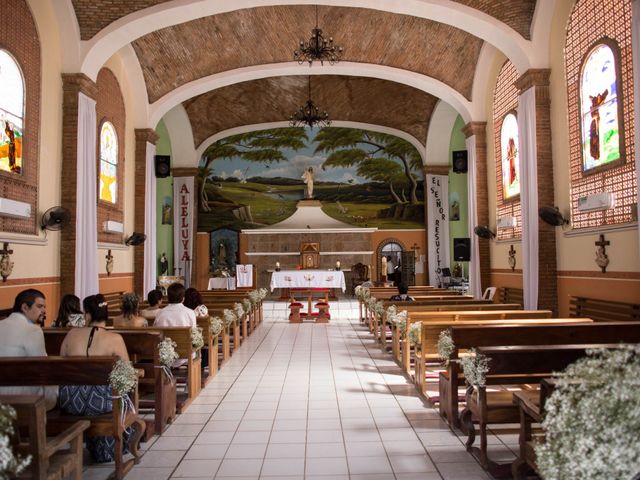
[0,289,58,410]
[154,283,196,327]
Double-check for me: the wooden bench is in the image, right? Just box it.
[0,356,145,480]
[43,328,176,439]
[1,394,89,480]
[459,344,620,477]
[499,286,523,305]
[570,296,640,322]
[196,316,220,385]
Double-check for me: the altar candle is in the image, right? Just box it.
[336,260,341,269]
[276,261,280,269]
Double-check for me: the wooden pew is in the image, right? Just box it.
[439,320,640,428]
[399,310,553,374]
[1,394,89,480]
[43,328,176,438]
[570,296,640,322]
[459,344,621,477]
[196,316,220,386]
[0,356,145,480]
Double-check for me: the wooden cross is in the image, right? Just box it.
[595,234,610,273]
[0,242,12,256]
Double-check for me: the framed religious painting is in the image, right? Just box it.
[500,112,520,200]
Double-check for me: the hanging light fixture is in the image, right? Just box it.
[294,5,343,66]
[290,77,331,128]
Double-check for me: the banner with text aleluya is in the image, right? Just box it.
[173,176,194,287]
[426,174,450,286]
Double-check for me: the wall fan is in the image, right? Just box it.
[473,225,496,239]
[125,232,146,246]
[41,206,71,232]
[538,207,570,227]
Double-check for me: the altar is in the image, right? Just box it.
[270,270,346,292]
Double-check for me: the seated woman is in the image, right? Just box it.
[389,283,415,302]
[140,288,163,322]
[113,292,148,328]
[184,288,208,318]
[53,294,84,327]
[59,294,133,463]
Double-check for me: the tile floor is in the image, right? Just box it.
[84,299,517,479]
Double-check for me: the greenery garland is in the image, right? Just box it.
[0,403,31,478]
[437,330,455,363]
[536,345,640,480]
[109,358,137,396]
[460,349,490,388]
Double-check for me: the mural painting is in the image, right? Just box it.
[197,127,425,231]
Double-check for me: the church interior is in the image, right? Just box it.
[0,0,639,479]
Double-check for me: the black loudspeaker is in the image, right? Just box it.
[452,150,468,173]
[453,237,471,261]
[155,155,171,178]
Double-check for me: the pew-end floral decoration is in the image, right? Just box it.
[460,349,490,388]
[437,331,455,364]
[158,337,179,369]
[0,403,31,478]
[234,303,245,321]
[190,326,204,353]
[109,358,137,396]
[209,316,223,338]
[223,309,237,329]
[407,322,422,350]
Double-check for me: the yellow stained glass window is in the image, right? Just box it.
[99,121,117,203]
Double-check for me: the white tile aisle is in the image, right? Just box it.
[84,300,495,480]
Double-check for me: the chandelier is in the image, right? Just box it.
[294,5,343,66]
[289,77,331,128]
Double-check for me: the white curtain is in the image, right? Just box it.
[74,93,99,301]
[633,0,640,260]
[518,87,539,310]
[143,142,157,295]
[465,136,482,299]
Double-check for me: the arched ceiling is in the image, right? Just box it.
[130,6,483,103]
[183,75,439,148]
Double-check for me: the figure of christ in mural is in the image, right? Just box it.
[302,167,314,199]
[507,137,518,186]
[589,90,608,161]
[4,121,19,173]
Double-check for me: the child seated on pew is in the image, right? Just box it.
[113,292,148,328]
[183,288,209,371]
[53,294,84,327]
[140,288,163,322]
[59,294,135,463]
[389,283,415,302]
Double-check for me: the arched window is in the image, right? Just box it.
[0,50,24,175]
[500,113,520,199]
[99,121,118,203]
[580,43,622,173]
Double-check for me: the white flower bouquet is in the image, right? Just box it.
[209,316,223,337]
[437,330,455,363]
[109,358,137,396]
[242,299,252,315]
[234,302,245,320]
[248,290,260,305]
[374,300,385,319]
[258,288,268,301]
[0,403,30,478]
[536,345,640,480]
[407,322,422,349]
[388,309,408,338]
[190,326,204,352]
[460,349,490,388]
[158,337,179,369]
[223,309,237,329]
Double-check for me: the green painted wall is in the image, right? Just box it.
[448,115,469,278]
[155,120,174,274]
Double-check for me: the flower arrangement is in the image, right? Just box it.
[388,309,408,338]
[209,316,223,337]
[535,345,640,480]
[242,299,252,315]
[248,290,260,305]
[190,326,204,352]
[437,330,455,363]
[223,309,237,328]
[258,288,268,300]
[109,358,137,396]
[0,403,30,478]
[67,313,85,328]
[407,322,422,349]
[354,285,362,298]
[460,349,490,387]
[158,337,179,369]
[234,302,245,320]
[373,300,385,319]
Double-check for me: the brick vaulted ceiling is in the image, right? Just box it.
[183,76,440,147]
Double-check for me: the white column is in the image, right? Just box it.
[518,87,539,310]
[143,142,157,295]
[633,0,640,260]
[74,93,99,300]
[465,135,482,299]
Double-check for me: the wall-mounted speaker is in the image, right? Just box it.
[155,155,171,178]
[452,150,468,174]
[453,237,471,261]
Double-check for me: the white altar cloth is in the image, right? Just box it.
[270,270,346,292]
[208,277,236,290]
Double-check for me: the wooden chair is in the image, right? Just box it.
[350,263,369,295]
[1,395,89,480]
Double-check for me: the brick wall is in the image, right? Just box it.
[95,68,125,244]
[0,0,40,235]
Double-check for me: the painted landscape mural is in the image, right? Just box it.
[197,127,425,231]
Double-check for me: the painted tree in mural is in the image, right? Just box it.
[356,158,408,204]
[314,128,422,204]
[199,128,307,212]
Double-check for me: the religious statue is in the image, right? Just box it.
[0,253,13,282]
[218,241,227,267]
[595,244,609,272]
[105,249,114,276]
[302,167,314,199]
[380,256,388,281]
[159,252,169,275]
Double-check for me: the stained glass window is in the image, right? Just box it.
[0,51,24,175]
[99,121,118,203]
[580,44,621,172]
[500,113,520,199]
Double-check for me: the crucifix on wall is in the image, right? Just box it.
[594,234,610,273]
[508,245,516,271]
[0,242,14,282]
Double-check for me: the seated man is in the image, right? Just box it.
[154,283,196,327]
[389,283,415,302]
[0,288,58,409]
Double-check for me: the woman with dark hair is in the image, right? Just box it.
[183,287,208,318]
[58,294,132,463]
[113,292,147,328]
[53,294,84,327]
